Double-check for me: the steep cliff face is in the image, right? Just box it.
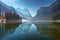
[34,7,49,20]
[48,0,60,12]
[34,0,60,20]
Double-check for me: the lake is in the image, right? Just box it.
[0,22,60,40]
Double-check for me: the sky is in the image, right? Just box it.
[0,0,55,17]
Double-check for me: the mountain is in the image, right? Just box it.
[34,0,60,20]
[0,1,21,20]
[22,8,32,19]
[9,6,17,14]
[0,1,17,16]
[34,7,49,20]
[16,8,32,19]
[0,1,9,16]
[48,0,60,12]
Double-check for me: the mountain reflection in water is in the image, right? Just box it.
[0,22,60,40]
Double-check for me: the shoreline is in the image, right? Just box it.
[0,19,6,23]
[0,19,22,24]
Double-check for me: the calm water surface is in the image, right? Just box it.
[0,22,60,40]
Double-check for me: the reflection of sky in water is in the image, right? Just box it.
[0,22,51,40]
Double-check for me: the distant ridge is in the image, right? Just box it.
[34,0,60,20]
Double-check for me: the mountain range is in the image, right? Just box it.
[16,8,32,19]
[0,1,32,19]
[34,0,60,20]
[1,0,60,20]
